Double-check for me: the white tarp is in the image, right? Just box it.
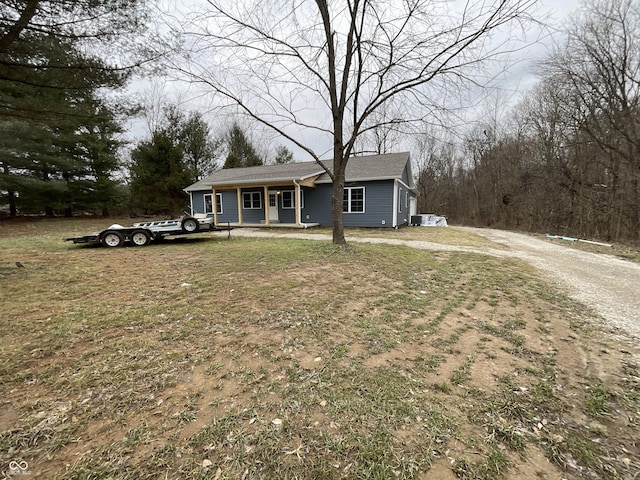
[413,214,448,227]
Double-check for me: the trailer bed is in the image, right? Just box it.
[65,216,230,247]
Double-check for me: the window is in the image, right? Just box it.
[204,193,223,214]
[282,190,304,209]
[343,187,365,213]
[243,191,262,209]
[398,188,403,212]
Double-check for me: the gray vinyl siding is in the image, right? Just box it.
[278,205,296,224]
[302,185,332,225]
[191,180,406,227]
[305,181,395,227]
[190,190,240,223]
[402,164,412,186]
[190,190,208,216]
[238,188,264,223]
[401,164,417,226]
[355,181,394,227]
[217,190,238,223]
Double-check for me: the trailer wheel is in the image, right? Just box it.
[101,231,124,248]
[130,229,151,247]
[181,217,199,233]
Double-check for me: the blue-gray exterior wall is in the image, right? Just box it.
[189,189,239,223]
[190,190,208,217]
[217,190,239,223]
[191,179,414,227]
[401,164,412,186]
[304,181,397,227]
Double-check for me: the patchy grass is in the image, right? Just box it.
[0,218,638,479]
[277,225,502,249]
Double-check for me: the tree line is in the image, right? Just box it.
[128,109,294,216]
[416,0,640,243]
[0,0,292,217]
[4,0,636,245]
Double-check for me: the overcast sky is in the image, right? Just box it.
[126,0,587,161]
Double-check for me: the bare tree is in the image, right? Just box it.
[544,0,640,240]
[172,0,537,244]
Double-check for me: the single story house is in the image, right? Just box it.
[184,151,418,228]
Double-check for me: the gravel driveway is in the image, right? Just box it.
[229,227,640,341]
[456,227,640,341]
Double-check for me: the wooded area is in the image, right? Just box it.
[0,0,147,216]
[1,0,638,244]
[416,0,640,243]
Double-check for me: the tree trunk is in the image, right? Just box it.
[8,191,17,216]
[332,163,346,245]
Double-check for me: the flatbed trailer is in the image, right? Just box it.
[65,216,229,247]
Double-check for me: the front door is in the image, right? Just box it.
[268,192,279,223]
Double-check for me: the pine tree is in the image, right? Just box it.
[274,145,294,164]
[222,122,263,168]
[129,131,192,216]
[0,34,128,215]
[164,106,219,181]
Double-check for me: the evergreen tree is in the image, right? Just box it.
[129,131,192,216]
[0,34,128,215]
[164,106,219,181]
[274,145,294,164]
[128,106,219,215]
[0,0,149,71]
[222,122,263,168]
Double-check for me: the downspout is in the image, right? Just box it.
[293,179,309,228]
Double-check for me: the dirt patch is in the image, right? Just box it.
[1,223,638,479]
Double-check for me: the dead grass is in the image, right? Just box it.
[276,225,502,249]
[0,218,638,479]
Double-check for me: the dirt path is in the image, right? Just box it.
[227,227,640,341]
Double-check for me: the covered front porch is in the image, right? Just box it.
[219,221,321,229]
[211,176,320,229]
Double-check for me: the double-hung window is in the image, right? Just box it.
[243,191,262,209]
[343,187,365,213]
[204,193,223,214]
[282,190,304,209]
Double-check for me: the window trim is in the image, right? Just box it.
[343,186,365,213]
[281,190,304,209]
[242,191,262,209]
[204,193,223,214]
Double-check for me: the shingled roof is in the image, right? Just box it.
[184,152,412,191]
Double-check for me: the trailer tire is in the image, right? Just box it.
[130,229,151,247]
[101,231,124,248]
[181,217,199,233]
